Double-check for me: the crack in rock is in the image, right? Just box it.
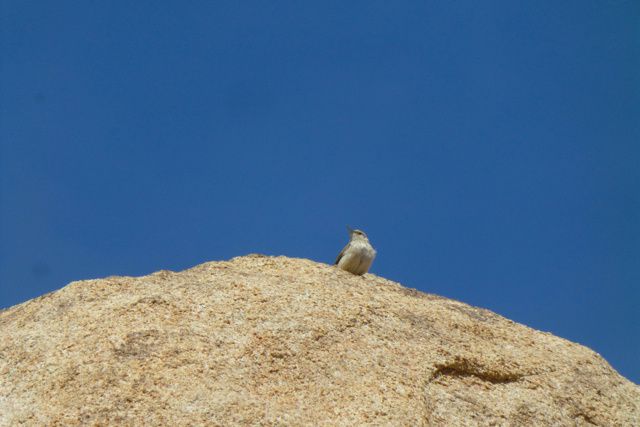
[430,358,524,384]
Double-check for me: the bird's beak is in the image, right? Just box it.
[346,225,354,234]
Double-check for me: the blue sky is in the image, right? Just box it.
[1,2,638,383]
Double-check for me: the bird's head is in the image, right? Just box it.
[347,226,368,241]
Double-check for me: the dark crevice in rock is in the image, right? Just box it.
[576,413,599,426]
[430,360,524,384]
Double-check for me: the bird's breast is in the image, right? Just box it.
[349,241,376,258]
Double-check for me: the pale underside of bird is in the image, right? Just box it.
[335,227,376,275]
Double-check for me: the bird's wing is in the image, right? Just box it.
[335,242,351,265]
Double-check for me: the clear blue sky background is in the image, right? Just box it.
[1,2,638,383]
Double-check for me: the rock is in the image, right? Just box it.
[1,255,638,426]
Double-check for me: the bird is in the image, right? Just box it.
[334,226,376,275]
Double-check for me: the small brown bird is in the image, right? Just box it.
[335,227,376,275]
